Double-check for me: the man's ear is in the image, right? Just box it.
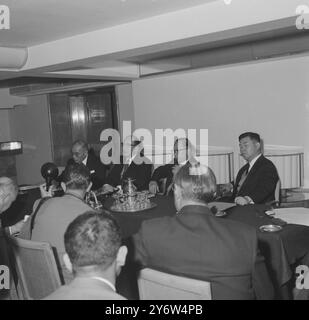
[61,182,67,192]
[174,184,181,199]
[63,253,73,273]
[86,182,93,193]
[116,245,128,268]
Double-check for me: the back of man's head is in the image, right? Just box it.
[63,163,91,191]
[174,163,217,204]
[0,177,18,213]
[64,211,122,273]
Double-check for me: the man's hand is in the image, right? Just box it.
[102,184,115,193]
[149,181,159,194]
[39,183,55,198]
[235,196,250,206]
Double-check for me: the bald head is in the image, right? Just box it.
[0,177,18,213]
[173,138,195,164]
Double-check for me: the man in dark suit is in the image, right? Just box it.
[149,137,196,195]
[59,140,107,191]
[104,136,152,191]
[232,132,279,205]
[133,163,274,300]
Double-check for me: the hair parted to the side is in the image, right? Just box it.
[72,140,88,151]
[173,163,217,203]
[63,163,91,190]
[64,211,122,270]
[238,132,261,143]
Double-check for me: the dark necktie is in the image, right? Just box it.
[236,164,249,194]
[121,163,129,180]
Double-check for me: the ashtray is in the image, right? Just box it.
[259,224,282,233]
[215,210,227,217]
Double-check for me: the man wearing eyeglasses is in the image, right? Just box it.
[220,132,279,205]
[149,138,197,195]
[104,135,152,192]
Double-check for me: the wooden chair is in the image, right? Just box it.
[138,268,212,300]
[8,236,62,300]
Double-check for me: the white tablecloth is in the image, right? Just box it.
[274,208,309,227]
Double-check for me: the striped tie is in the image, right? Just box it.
[237,164,249,194]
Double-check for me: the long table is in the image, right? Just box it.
[4,190,309,300]
[104,196,309,300]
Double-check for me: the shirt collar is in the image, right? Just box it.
[248,153,262,172]
[125,155,136,165]
[82,155,88,166]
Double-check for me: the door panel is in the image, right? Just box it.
[49,94,72,166]
[49,87,118,166]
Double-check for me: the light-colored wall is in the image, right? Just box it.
[132,55,309,185]
[0,109,11,141]
[116,83,135,136]
[9,95,53,185]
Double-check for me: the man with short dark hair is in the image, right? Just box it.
[44,211,127,300]
[232,132,279,205]
[21,163,95,283]
[59,140,107,191]
[133,163,274,300]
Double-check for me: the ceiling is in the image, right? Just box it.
[0,0,216,47]
[0,0,307,92]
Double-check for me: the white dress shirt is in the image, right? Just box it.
[248,153,262,173]
[82,155,88,166]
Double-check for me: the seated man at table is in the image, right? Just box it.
[20,163,95,283]
[44,211,127,300]
[0,177,19,300]
[221,132,279,205]
[58,140,108,191]
[104,135,152,192]
[133,163,274,300]
[149,137,197,195]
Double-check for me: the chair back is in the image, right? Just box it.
[138,268,212,300]
[8,236,62,300]
[275,179,281,205]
